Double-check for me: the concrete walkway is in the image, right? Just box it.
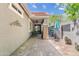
[11,36,61,56]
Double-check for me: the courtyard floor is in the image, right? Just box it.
[11,35,79,56]
[11,35,61,56]
[49,37,79,56]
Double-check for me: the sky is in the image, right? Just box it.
[27,3,65,15]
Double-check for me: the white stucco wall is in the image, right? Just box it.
[0,3,33,55]
[63,22,79,45]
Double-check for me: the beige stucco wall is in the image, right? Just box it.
[0,3,33,55]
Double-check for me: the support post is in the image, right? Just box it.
[42,18,49,40]
[43,25,48,39]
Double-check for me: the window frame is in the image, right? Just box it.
[9,3,23,18]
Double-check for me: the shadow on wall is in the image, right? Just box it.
[10,20,22,27]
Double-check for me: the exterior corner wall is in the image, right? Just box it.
[0,3,33,55]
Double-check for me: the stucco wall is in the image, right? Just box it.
[63,23,79,45]
[0,3,33,55]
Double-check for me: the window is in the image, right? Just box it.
[12,4,17,11]
[63,24,71,32]
[12,4,22,15]
[9,3,23,17]
[17,9,22,15]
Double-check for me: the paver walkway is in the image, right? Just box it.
[49,37,79,56]
[11,36,61,56]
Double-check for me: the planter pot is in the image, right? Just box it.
[64,36,72,45]
[75,43,79,51]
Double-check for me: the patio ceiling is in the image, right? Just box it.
[30,12,49,25]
